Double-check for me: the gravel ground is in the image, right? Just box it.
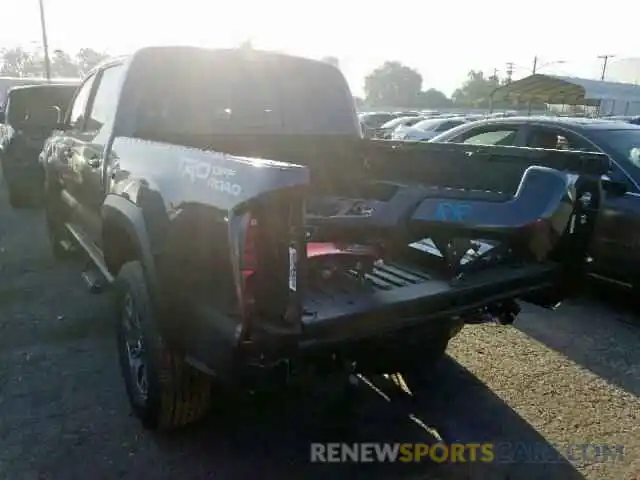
[0,176,638,480]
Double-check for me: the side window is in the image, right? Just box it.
[527,128,597,152]
[67,76,96,129]
[461,129,518,146]
[84,65,124,134]
[434,121,454,132]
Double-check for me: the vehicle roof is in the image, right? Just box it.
[87,46,341,80]
[359,111,397,117]
[467,115,640,130]
[413,117,467,128]
[8,83,79,93]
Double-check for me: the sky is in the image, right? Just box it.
[3,0,640,96]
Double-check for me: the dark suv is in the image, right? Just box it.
[0,83,78,207]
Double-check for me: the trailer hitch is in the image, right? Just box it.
[464,299,521,325]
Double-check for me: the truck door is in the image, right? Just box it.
[50,73,97,226]
[524,125,640,285]
[75,64,125,245]
[589,163,640,284]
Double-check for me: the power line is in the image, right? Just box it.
[598,54,615,81]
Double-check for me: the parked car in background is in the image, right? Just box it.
[374,115,425,139]
[392,117,469,141]
[0,83,79,207]
[393,110,422,117]
[359,112,401,138]
[431,116,640,291]
[606,115,640,125]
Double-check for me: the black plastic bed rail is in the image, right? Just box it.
[364,140,611,176]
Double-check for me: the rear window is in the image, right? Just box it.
[380,116,424,129]
[412,118,452,131]
[359,113,398,128]
[129,48,359,136]
[6,86,77,125]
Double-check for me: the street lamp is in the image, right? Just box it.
[38,0,51,81]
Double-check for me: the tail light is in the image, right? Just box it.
[239,216,260,317]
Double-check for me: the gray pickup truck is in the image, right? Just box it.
[39,46,606,431]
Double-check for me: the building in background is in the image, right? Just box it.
[605,57,640,85]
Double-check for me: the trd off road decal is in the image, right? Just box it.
[179,156,243,196]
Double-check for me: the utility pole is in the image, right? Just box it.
[38,0,51,81]
[505,62,514,83]
[598,54,615,81]
[532,56,538,74]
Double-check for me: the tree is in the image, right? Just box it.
[451,70,500,107]
[0,47,40,77]
[1,47,109,79]
[51,49,80,77]
[364,61,422,107]
[419,88,453,108]
[75,48,110,76]
[239,39,253,50]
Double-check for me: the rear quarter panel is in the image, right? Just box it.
[106,137,309,353]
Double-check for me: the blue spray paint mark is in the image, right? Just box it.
[435,202,472,222]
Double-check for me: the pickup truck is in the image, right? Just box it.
[40,46,607,431]
[0,83,79,207]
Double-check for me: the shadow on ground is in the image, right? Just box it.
[141,358,585,480]
[517,280,640,397]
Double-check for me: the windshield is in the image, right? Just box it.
[592,128,640,171]
[360,113,397,128]
[380,116,423,129]
[412,118,449,131]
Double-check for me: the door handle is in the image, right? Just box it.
[60,146,73,163]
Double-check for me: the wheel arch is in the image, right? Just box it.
[101,194,160,300]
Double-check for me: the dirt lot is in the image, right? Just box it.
[0,178,638,480]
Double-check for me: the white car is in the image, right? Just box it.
[391,117,469,141]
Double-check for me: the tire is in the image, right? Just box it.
[115,261,212,430]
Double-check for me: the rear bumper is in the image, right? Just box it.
[297,262,555,348]
[193,261,559,378]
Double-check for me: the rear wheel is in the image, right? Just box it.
[115,261,212,430]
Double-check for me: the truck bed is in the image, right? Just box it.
[300,254,556,346]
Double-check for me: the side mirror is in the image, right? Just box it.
[601,174,628,196]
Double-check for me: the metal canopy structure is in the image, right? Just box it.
[490,74,640,107]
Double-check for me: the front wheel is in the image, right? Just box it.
[115,261,212,430]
